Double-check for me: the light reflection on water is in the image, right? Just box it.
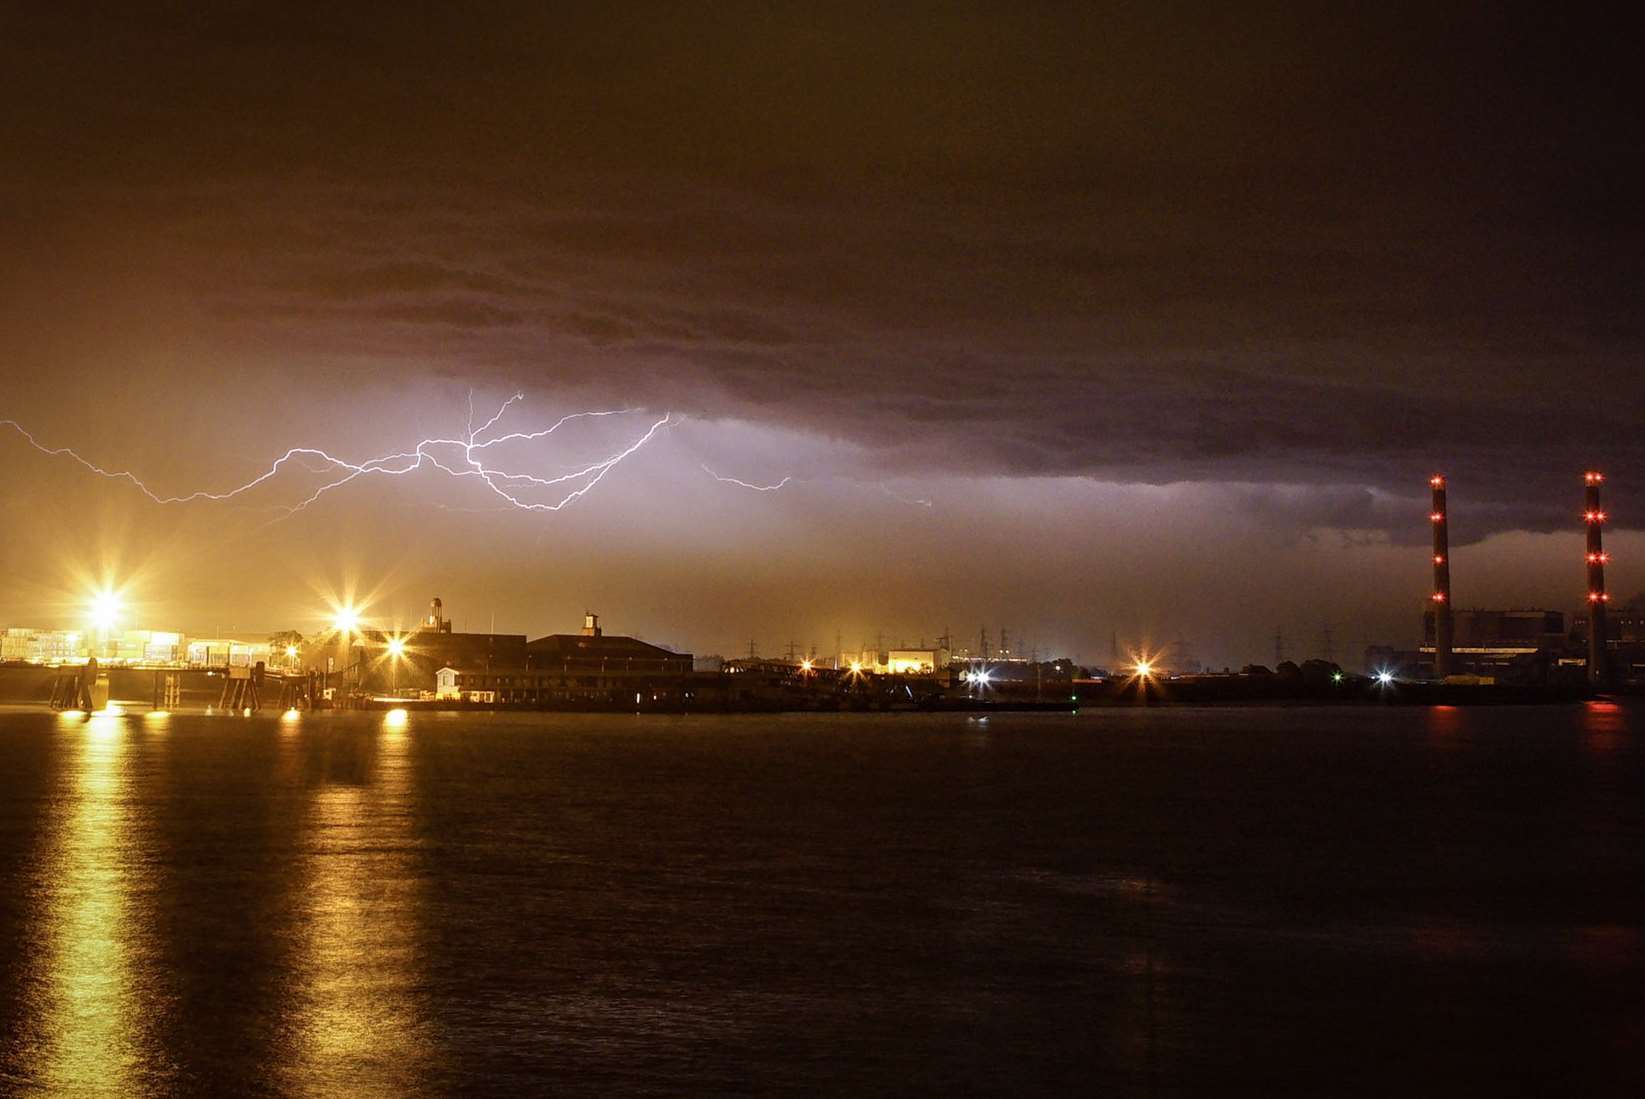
[35,714,144,1094]
[286,714,429,1095]
[0,704,1641,1094]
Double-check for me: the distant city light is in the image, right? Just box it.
[1331,671,1344,684]
[1134,660,1152,678]
[387,636,406,657]
[284,644,299,657]
[384,708,409,728]
[332,605,361,633]
[1376,671,1394,685]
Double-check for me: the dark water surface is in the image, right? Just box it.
[1,705,1642,1096]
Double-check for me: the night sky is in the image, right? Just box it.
[1,5,1640,666]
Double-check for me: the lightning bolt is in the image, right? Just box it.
[880,482,934,508]
[697,463,934,509]
[701,464,793,492]
[1,395,672,518]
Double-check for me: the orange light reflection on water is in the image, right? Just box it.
[34,714,142,1094]
[287,717,427,1092]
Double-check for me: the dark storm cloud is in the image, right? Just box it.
[2,3,1640,537]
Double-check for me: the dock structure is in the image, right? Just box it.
[216,661,266,713]
[152,669,182,710]
[47,657,98,711]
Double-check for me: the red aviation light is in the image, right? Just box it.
[1430,475,1445,488]
[1430,512,1445,522]
[1433,555,1445,565]
[1588,552,1611,564]
[1585,511,1599,523]
[1589,591,1610,603]
[1431,592,1446,602]
[1586,471,1605,484]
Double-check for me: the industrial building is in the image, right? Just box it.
[348,598,528,691]
[836,646,949,677]
[1573,596,1645,685]
[1366,607,1568,685]
[434,613,694,706]
[1,628,85,664]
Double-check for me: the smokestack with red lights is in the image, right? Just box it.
[1584,471,1610,687]
[1429,474,1453,678]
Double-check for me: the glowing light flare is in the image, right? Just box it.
[1429,512,1445,523]
[88,589,123,631]
[1376,671,1395,686]
[386,637,406,658]
[383,708,409,729]
[1431,592,1446,602]
[1429,475,1445,488]
[331,605,361,634]
[1134,660,1153,678]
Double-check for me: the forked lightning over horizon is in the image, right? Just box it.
[1,393,672,517]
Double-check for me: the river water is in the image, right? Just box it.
[0,705,1641,1096]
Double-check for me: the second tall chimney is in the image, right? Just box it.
[1430,474,1453,679]
[1585,471,1610,688]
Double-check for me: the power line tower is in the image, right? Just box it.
[1273,629,1286,667]
[980,626,991,660]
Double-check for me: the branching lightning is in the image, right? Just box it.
[1,395,671,518]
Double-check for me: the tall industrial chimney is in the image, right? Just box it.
[1429,474,1453,679]
[1584,471,1610,687]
